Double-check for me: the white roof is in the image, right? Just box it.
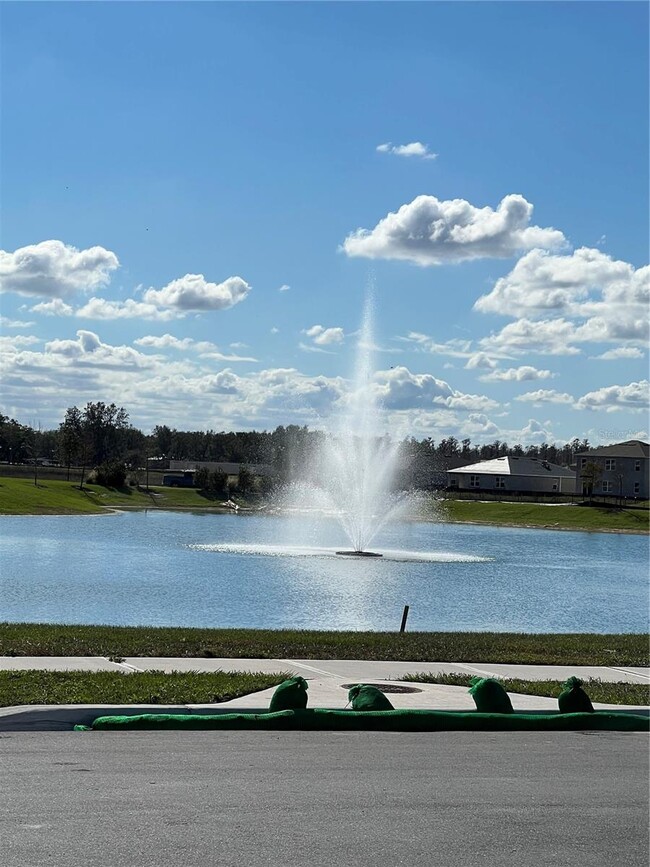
[449,456,575,478]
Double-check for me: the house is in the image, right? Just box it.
[574,440,649,499]
[447,456,576,494]
[168,460,272,478]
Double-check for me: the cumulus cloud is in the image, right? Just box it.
[75,297,177,321]
[45,329,155,369]
[515,389,574,405]
[479,318,582,356]
[303,325,345,346]
[376,141,437,160]
[0,240,119,298]
[134,334,258,362]
[480,366,554,383]
[474,247,649,320]
[342,194,566,265]
[30,298,74,316]
[591,347,645,361]
[143,274,250,312]
[278,284,291,292]
[464,353,498,370]
[372,366,498,412]
[575,380,650,413]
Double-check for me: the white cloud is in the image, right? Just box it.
[591,347,644,361]
[399,332,473,358]
[144,274,250,312]
[342,194,566,265]
[474,247,649,320]
[480,318,582,356]
[134,334,257,362]
[134,334,210,351]
[278,284,291,292]
[0,316,34,328]
[515,389,574,405]
[372,366,499,412]
[45,329,156,369]
[575,380,650,413]
[376,141,437,160]
[74,297,177,321]
[480,366,554,383]
[304,325,345,346]
[0,334,41,350]
[464,352,498,370]
[0,240,119,298]
[30,298,74,316]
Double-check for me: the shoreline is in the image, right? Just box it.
[1,503,647,535]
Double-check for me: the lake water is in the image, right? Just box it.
[1,510,648,633]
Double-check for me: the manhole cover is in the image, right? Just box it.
[340,682,422,694]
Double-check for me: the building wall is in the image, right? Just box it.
[448,472,575,494]
[575,455,649,498]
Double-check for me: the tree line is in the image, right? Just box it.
[0,404,592,491]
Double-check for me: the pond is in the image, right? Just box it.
[1,510,648,633]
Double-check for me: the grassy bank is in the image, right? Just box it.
[0,670,285,708]
[437,498,649,533]
[1,475,647,532]
[1,624,647,666]
[0,476,240,515]
[403,672,649,706]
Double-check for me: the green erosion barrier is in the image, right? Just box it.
[74,708,649,732]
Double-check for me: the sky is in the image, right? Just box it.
[1,1,648,446]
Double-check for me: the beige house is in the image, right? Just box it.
[574,440,649,499]
[447,456,576,494]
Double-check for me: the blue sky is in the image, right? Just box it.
[1,1,648,445]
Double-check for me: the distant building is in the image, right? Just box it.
[574,440,649,499]
[447,456,576,494]
[168,460,272,477]
[162,470,195,487]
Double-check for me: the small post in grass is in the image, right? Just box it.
[400,604,410,633]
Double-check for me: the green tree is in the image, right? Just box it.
[237,465,254,494]
[581,461,603,503]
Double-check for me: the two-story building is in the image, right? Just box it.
[574,440,649,499]
[447,456,576,494]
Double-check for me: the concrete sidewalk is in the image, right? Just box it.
[0,656,648,730]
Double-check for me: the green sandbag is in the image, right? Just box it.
[74,709,650,732]
[348,684,394,711]
[469,677,514,714]
[269,676,309,712]
[558,677,595,714]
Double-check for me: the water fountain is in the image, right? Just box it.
[291,293,411,556]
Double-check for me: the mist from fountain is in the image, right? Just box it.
[289,293,412,555]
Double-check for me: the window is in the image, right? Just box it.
[634,482,640,494]
[580,458,587,468]
[494,476,505,489]
[449,478,458,488]
[602,480,613,493]
[605,459,616,471]
[552,483,558,491]
[469,475,480,488]
[635,460,641,471]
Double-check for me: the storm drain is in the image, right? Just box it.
[340,682,422,694]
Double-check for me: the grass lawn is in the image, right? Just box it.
[437,498,649,533]
[0,670,286,707]
[0,476,238,514]
[1,624,647,666]
[403,672,650,706]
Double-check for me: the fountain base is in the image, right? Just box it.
[335,550,383,558]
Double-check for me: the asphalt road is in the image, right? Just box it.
[2,731,648,867]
